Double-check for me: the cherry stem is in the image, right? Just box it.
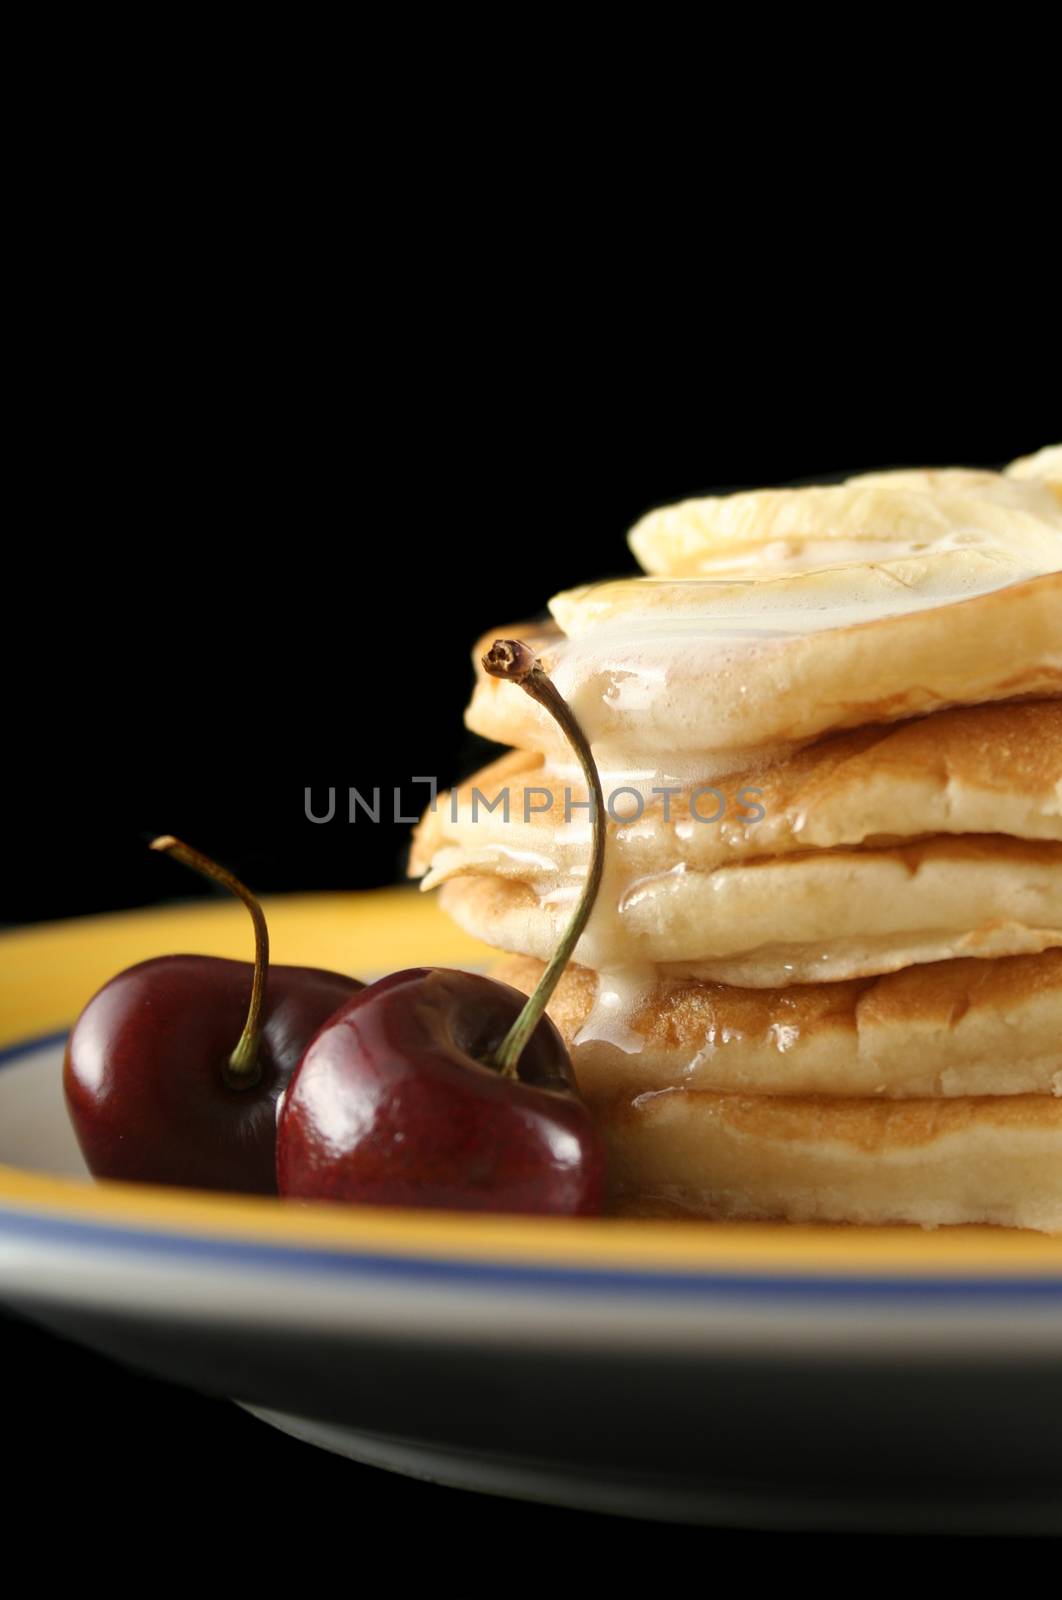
[149,835,268,1089]
[481,640,605,1078]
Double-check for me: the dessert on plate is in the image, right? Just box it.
[413,450,1062,1230]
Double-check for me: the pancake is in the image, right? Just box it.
[493,951,1062,1100]
[1008,444,1062,506]
[412,700,1062,885]
[438,834,1062,986]
[628,469,1062,580]
[465,572,1062,773]
[600,1090,1062,1231]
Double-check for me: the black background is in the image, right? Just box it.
[7,340,1058,924]
[5,262,1060,1555]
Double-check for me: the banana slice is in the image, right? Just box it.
[848,468,1008,494]
[628,470,1062,580]
[1007,444,1062,504]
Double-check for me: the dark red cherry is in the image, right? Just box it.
[277,967,605,1214]
[65,955,362,1194]
[63,836,361,1194]
[277,640,613,1217]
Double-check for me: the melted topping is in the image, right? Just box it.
[447,464,1062,1054]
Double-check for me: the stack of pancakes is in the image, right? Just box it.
[413,451,1062,1230]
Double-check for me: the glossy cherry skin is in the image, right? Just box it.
[277,967,606,1215]
[64,955,362,1195]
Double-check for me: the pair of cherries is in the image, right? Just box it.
[64,643,607,1215]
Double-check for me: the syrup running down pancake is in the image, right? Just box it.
[493,950,1062,1101]
[414,701,1062,880]
[414,454,1062,1229]
[416,698,1062,985]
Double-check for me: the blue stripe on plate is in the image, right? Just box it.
[0,1030,69,1068]
[1,1205,1061,1300]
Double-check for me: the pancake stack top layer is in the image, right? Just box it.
[465,465,1062,776]
[412,449,1062,1229]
